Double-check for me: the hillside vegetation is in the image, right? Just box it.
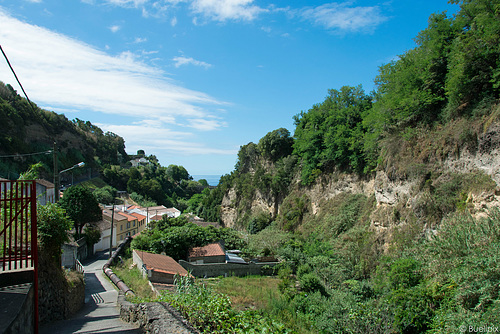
[0,82,209,209]
[187,1,500,332]
[0,81,126,179]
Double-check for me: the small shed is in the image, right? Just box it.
[188,242,226,264]
[133,250,188,284]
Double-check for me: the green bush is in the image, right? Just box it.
[37,203,73,261]
[159,276,291,333]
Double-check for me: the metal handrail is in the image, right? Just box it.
[75,259,84,274]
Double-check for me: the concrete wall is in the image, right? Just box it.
[188,255,226,264]
[150,271,176,284]
[179,260,279,278]
[94,227,117,252]
[132,250,146,279]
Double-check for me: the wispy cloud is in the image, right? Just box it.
[0,10,227,138]
[109,24,121,32]
[300,2,387,33]
[96,123,236,155]
[173,56,212,69]
[190,0,267,22]
[105,0,148,7]
[25,0,43,3]
[101,0,186,18]
[133,36,147,43]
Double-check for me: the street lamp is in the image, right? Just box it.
[56,162,85,202]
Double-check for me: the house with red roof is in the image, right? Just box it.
[133,249,189,284]
[188,242,227,264]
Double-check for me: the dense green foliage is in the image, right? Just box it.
[58,185,102,237]
[101,159,207,209]
[293,85,372,181]
[0,82,127,180]
[37,202,73,261]
[188,2,500,333]
[131,215,244,261]
[210,0,500,187]
[158,274,290,333]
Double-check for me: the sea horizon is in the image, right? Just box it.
[191,175,221,187]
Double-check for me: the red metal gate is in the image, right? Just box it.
[0,180,39,332]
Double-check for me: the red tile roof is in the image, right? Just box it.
[116,211,137,221]
[130,212,146,221]
[189,242,225,258]
[134,250,188,276]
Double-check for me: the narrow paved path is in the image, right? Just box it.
[40,251,141,334]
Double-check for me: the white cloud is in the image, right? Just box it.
[0,10,226,131]
[25,0,43,3]
[99,0,186,18]
[109,24,121,32]
[173,56,212,69]
[171,16,178,26]
[190,0,266,22]
[301,2,387,33]
[97,123,236,155]
[134,37,147,43]
[106,0,148,7]
[186,118,226,131]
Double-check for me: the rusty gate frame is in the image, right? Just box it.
[0,180,39,332]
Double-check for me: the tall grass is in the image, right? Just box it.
[111,258,154,299]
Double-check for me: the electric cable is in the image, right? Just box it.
[0,150,52,158]
[0,44,37,113]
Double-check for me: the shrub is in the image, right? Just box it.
[159,276,291,333]
[37,203,73,261]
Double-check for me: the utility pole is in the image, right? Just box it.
[109,203,115,258]
[53,142,58,202]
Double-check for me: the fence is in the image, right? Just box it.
[0,180,39,332]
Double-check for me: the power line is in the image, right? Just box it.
[0,150,52,158]
[0,44,37,113]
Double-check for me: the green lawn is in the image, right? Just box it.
[202,275,280,312]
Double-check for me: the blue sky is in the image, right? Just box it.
[0,0,458,176]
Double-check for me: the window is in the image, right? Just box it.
[133,221,136,227]
[127,222,130,229]
[120,225,123,231]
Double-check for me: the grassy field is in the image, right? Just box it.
[202,275,281,312]
[111,258,155,299]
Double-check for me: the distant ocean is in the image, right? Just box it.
[191,175,221,187]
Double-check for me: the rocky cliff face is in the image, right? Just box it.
[221,122,500,234]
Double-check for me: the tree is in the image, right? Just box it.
[93,185,117,205]
[166,164,190,183]
[258,128,294,162]
[83,224,102,248]
[445,0,500,114]
[59,185,102,238]
[37,202,73,264]
[293,85,371,183]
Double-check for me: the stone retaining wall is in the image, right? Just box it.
[118,292,198,334]
[38,249,85,324]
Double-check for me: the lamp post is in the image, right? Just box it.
[56,162,85,202]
